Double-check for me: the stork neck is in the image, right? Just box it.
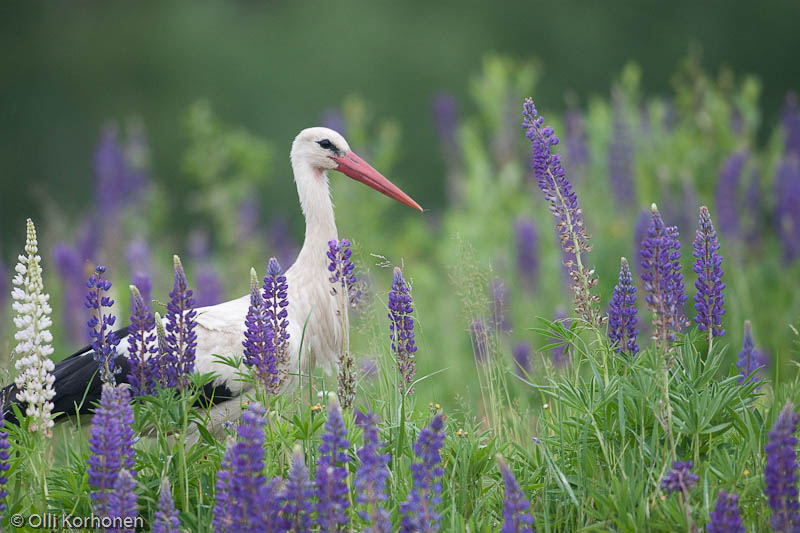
[294,162,338,267]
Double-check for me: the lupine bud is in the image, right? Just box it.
[692,206,726,341]
[152,478,180,533]
[165,255,197,390]
[127,285,157,396]
[608,257,639,355]
[108,469,138,532]
[736,320,767,386]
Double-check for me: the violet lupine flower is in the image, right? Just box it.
[389,267,417,394]
[514,218,539,292]
[282,445,314,532]
[764,402,800,532]
[736,320,767,386]
[564,107,588,174]
[315,395,351,531]
[243,268,278,393]
[213,403,270,532]
[432,92,459,150]
[152,477,180,533]
[608,257,639,355]
[95,126,127,220]
[86,266,121,384]
[491,280,511,333]
[263,258,290,383]
[359,358,379,380]
[53,242,87,344]
[497,455,534,533]
[237,197,261,243]
[0,398,9,514]
[127,285,157,396]
[327,239,358,409]
[522,98,600,326]
[400,413,446,533]
[327,239,357,297]
[512,342,531,377]
[88,384,136,516]
[640,203,687,349]
[775,154,800,264]
[125,237,153,304]
[108,469,138,531]
[194,264,223,308]
[356,411,391,533]
[471,319,490,364]
[267,217,299,270]
[608,90,636,207]
[164,256,197,390]
[322,108,347,136]
[707,490,745,533]
[660,461,699,495]
[714,151,747,238]
[693,206,726,340]
[782,92,800,156]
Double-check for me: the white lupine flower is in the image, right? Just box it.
[11,219,56,437]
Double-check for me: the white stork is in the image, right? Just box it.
[3,127,422,431]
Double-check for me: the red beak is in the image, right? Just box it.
[332,151,423,212]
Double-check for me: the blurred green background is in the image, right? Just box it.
[2,0,800,244]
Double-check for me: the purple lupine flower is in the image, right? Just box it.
[356,411,391,533]
[400,413,446,533]
[315,395,351,532]
[263,258,290,383]
[497,455,534,533]
[608,257,639,355]
[237,197,261,243]
[432,92,459,150]
[765,402,800,532]
[782,92,800,156]
[550,310,570,366]
[491,280,511,333]
[522,98,600,325]
[715,151,747,238]
[125,237,152,304]
[640,203,687,349]
[608,89,636,207]
[661,461,699,495]
[0,398,10,514]
[127,285,157,396]
[322,108,346,136]
[470,319,490,363]
[514,218,538,292]
[775,154,800,264]
[327,239,357,302]
[693,206,726,340]
[389,267,417,395]
[512,342,531,377]
[95,125,127,220]
[267,216,299,270]
[564,107,588,174]
[164,256,197,390]
[87,384,136,516]
[77,218,100,266]
[282,445,314,532]
[243,268,278,393]
[108,469,138,532]
[213,403,270,532]
[736,320,767,385]
[53,242,87,344]
[707,490,745,533]
[359,357,379,380]
[86,266,121,384]
[152,478,180,533]
[194,264,223,308]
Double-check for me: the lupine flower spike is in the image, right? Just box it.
[282,445,314,532]
[736,320,767,386]
[497,455,534,533]
[243,267,278,394]
[152,477,181,533]
[514,218,538,292]
[150,312,171,389]
[607,257,639,355]
[355,411,391,533]
[213,403,274,531]
[707,490,745,533]
[263,258,290,387]
[640,203,687,350]
[127,285,157,396]
[12,218,57,436]
[108,469,138,530]
[86,265,121,384]
[327,239,356,408]
[764,402,800,532]
[88,384,137,516]
[400,413,446,533]
[165,255,197,390]
[0,398,10,514]
[522,98,601,326]
[661,460,699,495]
[315,394,351,531]
[389,266,417,395]
[692,206,726,348]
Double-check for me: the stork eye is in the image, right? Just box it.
[317,139,335,151]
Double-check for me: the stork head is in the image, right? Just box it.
[291,127,422,211]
